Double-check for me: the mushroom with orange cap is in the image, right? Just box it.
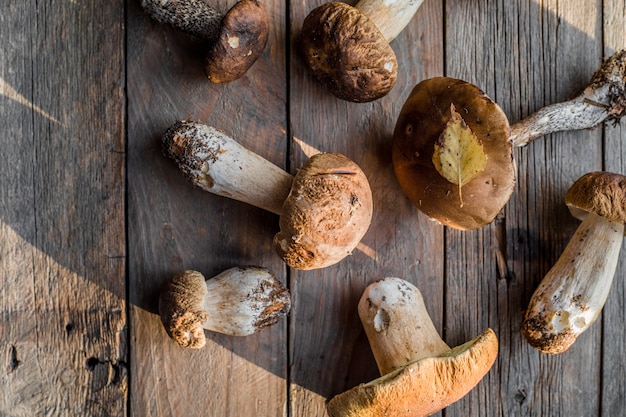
[300,0,425,102]
[522,171,626,354]
[162,120,373,270]
[141,0,269,83]
[326,277,498,417]
[159,267,291,348]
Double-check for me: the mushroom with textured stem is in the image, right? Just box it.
[159,267,291,348]
[300,0,425,102]
[162,120,373,270]
[510,49,626,147]
[392,49,626,230]
[327,277,498,417]
[141,0,269,83]
[522,171,626,354]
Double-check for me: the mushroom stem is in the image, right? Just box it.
[358,277,450,375]
[511,49,626,147]
[159,267,291,348]
[522,212,624,354]
[141,0,223,41]
[354,0,425,42]
[162,121,294,216]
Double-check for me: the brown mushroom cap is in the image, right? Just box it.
[565,171,626,229]
[274,153,373,270]
[159,270,209,349]
[205,0,269,83]
[392,77,515,230]
[300,2,398,102]
[326,328,499,417]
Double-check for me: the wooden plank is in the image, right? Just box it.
[288,0,444,415]
[0,1,126,416]
[602,1,626,415]
[126,0,289,415]
[445,0,607,415]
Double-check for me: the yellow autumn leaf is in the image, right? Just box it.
[432,103,487,207]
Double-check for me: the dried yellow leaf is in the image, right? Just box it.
[432,104,487,207]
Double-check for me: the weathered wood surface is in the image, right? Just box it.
[1,0,625,416]
[0,1,127,416]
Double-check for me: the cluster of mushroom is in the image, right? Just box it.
[391,50,626,355]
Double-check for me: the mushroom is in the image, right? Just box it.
[522,171,626,354]
[300,0,424,102]
[162,120,373,270]
[141,0,269,83]
[510,49,626,146]
[327,277,499,417]
[159,266,291,348]
[392,77,515,230]
[392,49,626,230]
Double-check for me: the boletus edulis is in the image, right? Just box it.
[159,267,291,348]
[327,277,498,417]
[300,0,424,102]
[162,121,373,270]
[141,0,269,83]
[393,49,626,230]
[522,171,625,354]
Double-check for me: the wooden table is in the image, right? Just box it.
[2,1,625,415]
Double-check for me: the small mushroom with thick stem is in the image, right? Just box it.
[392,49,626,230]
[326,277,498,417]
[141,0,269,83]
[522,171,626,354]
[300,0,425,102]
[159,267,291,348]
[162,120,373,270]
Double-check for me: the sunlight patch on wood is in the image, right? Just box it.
[0,77,65,126]
[292,135,322,158]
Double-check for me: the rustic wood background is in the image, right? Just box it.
[1,0,625,416]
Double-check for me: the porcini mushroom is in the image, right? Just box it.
[159,267,291,348]
[522,171,626,354]
[162,120,373,270]
[392,77,515,230]
[327,277,498,417]
[300,0,424,102]
[141,0,269,83]
[392,50,626,230]
[510,49,626,146]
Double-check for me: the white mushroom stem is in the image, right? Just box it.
[163,121,294,215]
[355,0,425,42]
[358,277,450,375]
[522,212,624,354]
[510,49,626,147]
[202,267,291,336]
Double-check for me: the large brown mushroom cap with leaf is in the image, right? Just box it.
[392,77,515,230]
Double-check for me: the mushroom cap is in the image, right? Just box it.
[565,171,626,229]
[392,77,515,230]
[205,0,269,83]
[159,270,209,349]
[326,328,499,417]
[300,2,398,102]
[274,153,373,270]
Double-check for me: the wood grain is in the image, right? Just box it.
[0,1,126,416]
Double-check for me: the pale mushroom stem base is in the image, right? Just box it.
[522,212,624,354]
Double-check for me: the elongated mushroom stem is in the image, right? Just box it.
[141,0,269,82]
[300,0,424,102]
[511,49,626,147]
[159,267,291,348]
[163,121,373,270]
[522,171,626,354]
[327,278,498,417]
